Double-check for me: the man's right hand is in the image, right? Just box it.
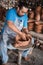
[19,32,26,41]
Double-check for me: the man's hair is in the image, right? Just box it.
[18,1,29,9]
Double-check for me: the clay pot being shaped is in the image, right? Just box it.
[14,34,31,48]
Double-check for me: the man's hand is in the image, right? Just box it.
[21,32,26,40]
[19,32,26,41]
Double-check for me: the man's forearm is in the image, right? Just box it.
[8,21,22,36]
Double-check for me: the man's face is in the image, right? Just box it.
[17,6,28,16]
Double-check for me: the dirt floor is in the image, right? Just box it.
[6,48,43,65]
[0,35,43,65]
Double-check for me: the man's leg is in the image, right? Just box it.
[22,37,34,60]
[1,41,8,64]
[0,34,8,65]
[22,47,33,57]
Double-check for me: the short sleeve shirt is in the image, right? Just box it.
[2,8,28,35]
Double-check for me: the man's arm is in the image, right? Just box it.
[7,21,22,36]
[7,21,26,40]
[6,9,26,40]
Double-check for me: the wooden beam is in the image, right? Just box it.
[28,31,43,40]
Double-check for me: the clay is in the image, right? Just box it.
[14,34,32,48]
[28,22,34,31]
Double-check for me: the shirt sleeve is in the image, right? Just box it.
[6,9,15,22]
[23,15,28,28]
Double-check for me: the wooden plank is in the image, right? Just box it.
[28,31,43,40]
[38,40,43,44]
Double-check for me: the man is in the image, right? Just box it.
[0,1,32,65]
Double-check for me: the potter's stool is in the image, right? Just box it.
[15,44,33,65]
